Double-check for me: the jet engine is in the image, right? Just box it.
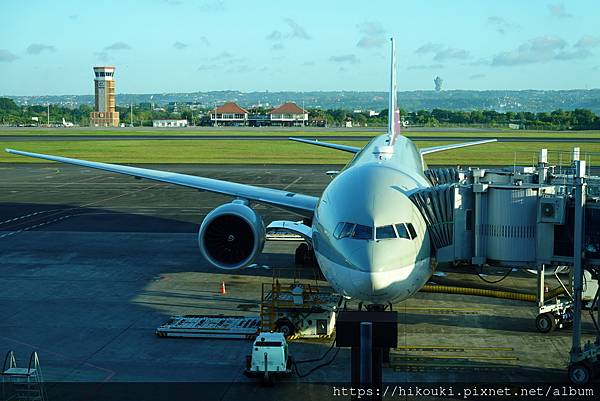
[198,201,265,270]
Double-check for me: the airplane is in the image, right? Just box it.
[5,38,495,307]
[62,118,74,127]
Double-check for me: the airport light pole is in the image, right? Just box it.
[130,104,133,127]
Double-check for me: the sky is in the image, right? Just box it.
[0,0,599,95]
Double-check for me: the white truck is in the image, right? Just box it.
[244,332,293,382]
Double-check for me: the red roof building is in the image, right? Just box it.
[269,102,308,126]
[210,102,249,126]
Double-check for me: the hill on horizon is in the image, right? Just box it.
[6,89,600,114]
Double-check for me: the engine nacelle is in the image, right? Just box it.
[198,201,265,270]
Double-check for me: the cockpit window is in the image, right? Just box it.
[333,222,344,238]
[352,224,373,240]
[336,222,412,241]
[394,223,411,239]
[406,223,417,239]
[376,225,396,239]
[334,222,372,240]
[335,222,356,239]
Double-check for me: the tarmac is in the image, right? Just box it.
[0,163,598,400]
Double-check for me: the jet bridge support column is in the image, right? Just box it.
[567,160,598,384]
[471,169,487,266]
[537,264,545,308]
[571,161,586,357]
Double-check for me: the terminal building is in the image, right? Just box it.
[269,102,308,126]
[90,66,120,127]
[211,101,308,127]
[210,102,248,126]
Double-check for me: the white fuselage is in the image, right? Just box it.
[312,134,434,304]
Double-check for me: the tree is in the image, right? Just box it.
[353,113,367,126]
[0,98,18,111]
[180,110,192,123]
[571,109,595,129]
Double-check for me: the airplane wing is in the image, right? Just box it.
[289,137,361,153]
[419,139,497,155]
[4,149,318,218]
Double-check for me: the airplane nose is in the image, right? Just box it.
[347,245,390,294]
[347,245,372,272]
[348,242,407,272]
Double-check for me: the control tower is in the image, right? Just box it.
[89,66,120,127]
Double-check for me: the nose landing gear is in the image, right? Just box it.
[294,243,317,266]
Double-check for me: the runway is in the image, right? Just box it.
[0,163,596,399]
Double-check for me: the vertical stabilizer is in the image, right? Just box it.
[388,38,401,146]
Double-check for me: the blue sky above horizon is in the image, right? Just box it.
[0,0,599,95]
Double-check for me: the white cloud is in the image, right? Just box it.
[198,64,217,71]
[416,43,468,61]
[199,0,225,12]
[487,16,518,35]
[285,19,311,40]
[574,35,600,49]
[491,36,588,66]
[266,30,282,41]
[104,42,131,51]
[406,64,443,70]
[356,21,386,49]
[329,54,360,64]
[265,20,311,42]
[548,3,573,18]
[93,51,111,62]
[433,48,469,61]
[0,49,18,62]
[415,43,444,54]
[26,43,56,55]
[357,36,386,49]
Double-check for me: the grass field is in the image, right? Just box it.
[2,139,598,166]
[2,128,600,139]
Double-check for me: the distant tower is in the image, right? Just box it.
[434,76,443,92]
[90,66,120,127]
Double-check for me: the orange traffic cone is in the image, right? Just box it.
[220,281,226,295]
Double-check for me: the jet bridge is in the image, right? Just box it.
[411,148,600,384]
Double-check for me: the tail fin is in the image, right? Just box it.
[62,118,66,124]
[388,38,401,146]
